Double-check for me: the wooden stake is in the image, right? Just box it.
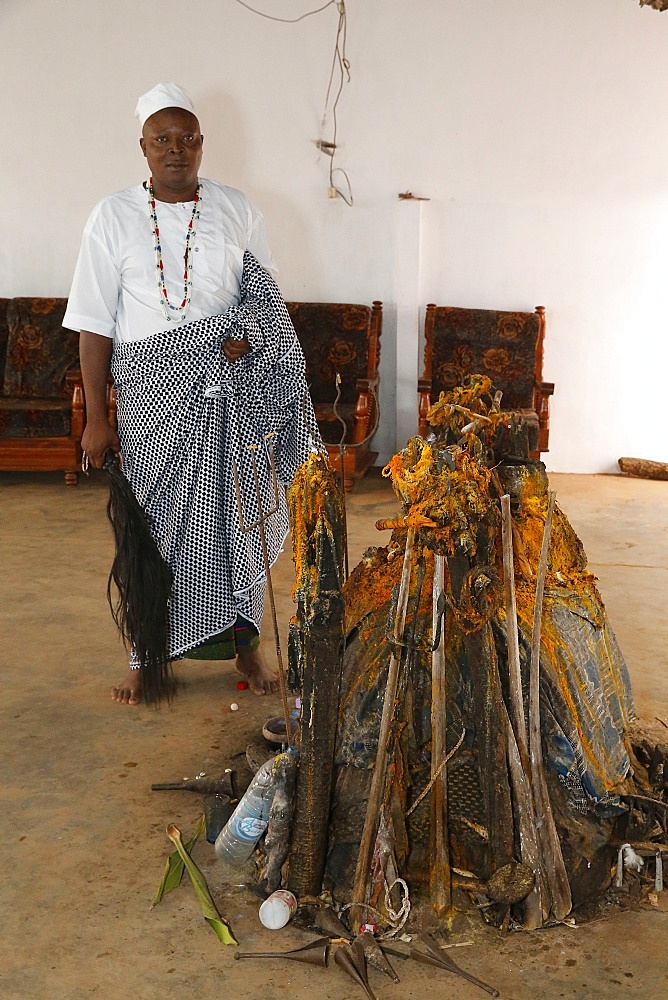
[528,490,572,921]
[430,553,452,914]
[502,701,546,928]
[500,494,528,760]
[287,458,346,899]
[500,493,547,925]
[445,548,514,875]
[349,527,416,931]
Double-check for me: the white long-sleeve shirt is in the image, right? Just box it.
[63,178,277,344]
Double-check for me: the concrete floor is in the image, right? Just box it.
[1,467,667,1000]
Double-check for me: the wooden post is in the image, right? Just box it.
[287,458,346,898]
[445,537,514,877]
[430,553,452,913]
[349,527,417,929]
[528,491,572,920]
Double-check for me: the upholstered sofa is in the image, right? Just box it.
[0,295,383,490]
[0,298,86,484]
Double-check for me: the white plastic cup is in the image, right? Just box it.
[258,889,298,929]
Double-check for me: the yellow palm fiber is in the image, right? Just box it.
[384,438,495,558]
[288,452,343,600]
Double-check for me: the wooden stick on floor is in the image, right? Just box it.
[234,442,292,746]
[618,456,668,481]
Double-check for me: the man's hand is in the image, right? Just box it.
[79,330,119,468]
[81,417,121,469]
[223,335,251,362]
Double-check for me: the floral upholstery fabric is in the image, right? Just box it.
[286,302,374,446]
[429,307,540,411]
[0,299,9,387]
[0,297,79,438]
[3,298,78,398]
[0,398,72,438]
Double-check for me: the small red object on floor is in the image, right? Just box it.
[236,680,249,691]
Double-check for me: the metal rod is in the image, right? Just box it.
[334,944,377,1000]
[418,936,500,997]
[332,373,349,581]
[233,437,292,745]
[234,937,330,966]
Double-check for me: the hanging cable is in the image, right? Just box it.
[321,2,352,205]
[233,0,338,22]
[234,0,353,206]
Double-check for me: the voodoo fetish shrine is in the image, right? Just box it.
[281,375,667,938]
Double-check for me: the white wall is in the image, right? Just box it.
[2,0,667,472]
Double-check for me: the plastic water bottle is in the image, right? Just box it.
[258,889,298,929]
[214,756,277,865]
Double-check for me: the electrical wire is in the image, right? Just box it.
[233,0,338,24]
[234,0,353,206]
[323,2,353,205]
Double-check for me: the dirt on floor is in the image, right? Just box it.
[1,469,667,1000]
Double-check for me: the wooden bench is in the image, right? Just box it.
[0,296,383,489]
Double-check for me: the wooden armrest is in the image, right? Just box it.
[69,372,85,439]
[65,369,115,392]
[417,379,434,438]
[355,375,379,394]
[66,369,117,433]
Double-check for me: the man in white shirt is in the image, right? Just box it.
[64,83,286,705]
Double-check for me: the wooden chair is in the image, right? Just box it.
[286,300,382,491]
[0,296,119,485]
[0,297,83,485]
[418,304,554,456]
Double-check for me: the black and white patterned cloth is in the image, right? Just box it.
[110,252,323,664]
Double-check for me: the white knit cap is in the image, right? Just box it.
[135,82,196,129]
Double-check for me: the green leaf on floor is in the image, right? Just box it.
[165,822,238,946]
[151,813,205,908]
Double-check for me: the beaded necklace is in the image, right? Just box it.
[147,176,201,321]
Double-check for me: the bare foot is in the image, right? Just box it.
[111,669,143,705]
[236,647,279,695]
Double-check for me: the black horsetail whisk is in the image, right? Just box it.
[104,450,175,704]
